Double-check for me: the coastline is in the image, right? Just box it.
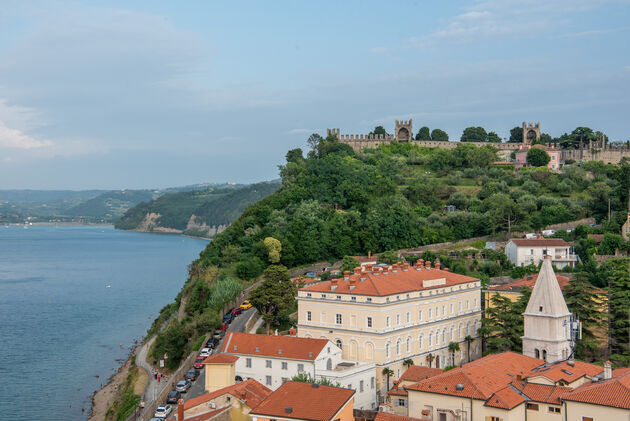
[89,342,142,421]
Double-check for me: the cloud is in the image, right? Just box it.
[558,26,630,38]
[413,0,629,47]
[0,119,51,149]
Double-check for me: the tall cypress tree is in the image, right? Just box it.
[480,289,530,354]
[607,258,630,356]
[564,272,606,360]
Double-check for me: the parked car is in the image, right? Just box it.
[223,312,234,324]
[176,379,191,393]
[206,337,220,349]
[166,391,181,404]
[239,300,252,310]
[212,330,224,339]
[231,306,242,315]
[217,323,229,331]
[185,369,198,382]
[542,229,556,236]
[194,357,205,369]
[154,404,172,418]
[524,233,538,239]
[199,347,211,358]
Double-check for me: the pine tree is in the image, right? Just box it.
[564,271,605,360]
[479,293,526,353]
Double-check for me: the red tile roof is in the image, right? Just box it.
[488,273,571,292]
[406,353,543,400]
[202,353,239,364]
[509,238,569,247]
[250,381,355,421]
[374,413,424,421]
[183,378,272,410]
[301,266,478,297]
[526,360,602,384]
[561,370,630,409]
[221,332,329,360]
[399,366,443,383]
[181,406,230,421]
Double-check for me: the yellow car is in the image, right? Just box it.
[240,300,252,310]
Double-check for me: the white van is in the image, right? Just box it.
[542,229,556,236]
[524,233,538,239]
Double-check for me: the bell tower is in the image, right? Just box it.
[522,256,572,363]
[522,122,541,144]
[395,119,413,142]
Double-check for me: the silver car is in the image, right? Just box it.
[175,379,191,392]
[154,404,172,418]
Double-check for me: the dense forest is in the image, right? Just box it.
[195,134,629,275]
[115,181,280,235]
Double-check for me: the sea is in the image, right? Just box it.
[0,225,208,420]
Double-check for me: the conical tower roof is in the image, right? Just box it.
[524,257,571,317]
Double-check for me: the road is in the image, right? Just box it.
[184,307,256,402]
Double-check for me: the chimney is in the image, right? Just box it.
[425,261,431,269]
[435,261,441,270]
[392,263,398,273]
[354,266,361,275]
[443,267,449,272]
[349,278,356,290]
[368,250,372,258]
[604,361,612,380]
[418,259,424,267]
[383,266,389,275]
[366,264,373,273]
[403,263,409,272]
[331,279,338,291]
[344,271,350,281]
[177,399,185,420]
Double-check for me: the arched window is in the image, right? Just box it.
[542,350,547,361]
[396,339,401,355]
[336,339,343,350]
[450,327,454,341]
[406,337,410,353]
[327,358,332,370]
[419,334,423,350]
[365,342,374,360]
[386,343,390,360]
[466,322,471,336]
[428,332,433,348]
[436,355,440,368]
[535,349,540,359]
[442,330,446,344]
[458,324,462,339]
[473,321,478,336]
[436,330,440,346]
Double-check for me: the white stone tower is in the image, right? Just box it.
[522,256,572,363]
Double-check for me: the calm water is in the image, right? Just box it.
[0,225,208,420]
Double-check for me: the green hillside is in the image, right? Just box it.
[114,181,281,236]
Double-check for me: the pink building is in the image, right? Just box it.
[514,144,561,170]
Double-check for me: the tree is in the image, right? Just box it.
[307,133,323,151]
[526,147,550,167]
[291,372,340,386]
[431,129,449,142]
[286,148,304,163]
[448,341,460,366]
[509,126,523,143]
[340,256,361,273]
[487,131,502,143]
[379,250,401,265]
[564,271,605,360]
[464,335,474,363]
[485,193,523,236]
[403,358,414,368]
[263,236,282,263]
[382,367,394,390]
[607,258,630,356]
[461,126,488,142]
[370,126,387,136]
[425,353,435,368]
[416,126,431,141]
[248,265,297,334]
[479,293,527,354]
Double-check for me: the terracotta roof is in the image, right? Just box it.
[519,382,571,405]
[183,378,271,410]
[561,370,630,409]
[202,353,239,364]
[484,382,571,409]
[181,406,230,421]
[301,266,478,297]
[221,332,329,360]
[526,359,603,384]
[250,381,355,421]
[399,366,443,383]
[484,385,526,409]
[374,413,424,421]
[509,238,569,247]
[488,273,570,292]
[406,352,543,400]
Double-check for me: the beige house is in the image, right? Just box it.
[505,238,577,269]
[297,261,482,399]
[386,366,443,416]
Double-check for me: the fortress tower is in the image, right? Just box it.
[395,119,413,142]
[522,257,572,363]
[522,122,541,144]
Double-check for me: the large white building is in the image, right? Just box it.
[505,238,577,268]
[220,332,376,409]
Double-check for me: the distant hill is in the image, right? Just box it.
[114,181,281,237]
[0,183,249,224]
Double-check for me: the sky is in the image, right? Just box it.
[0,0,629,189]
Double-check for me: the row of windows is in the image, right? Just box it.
[262,374,375,392]
[525,403,561,414]
[245,358,305,372]
[305,284,478,302]
[305,299,479,327]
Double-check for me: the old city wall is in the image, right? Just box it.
[340,138,521,153]
[561,148,630,164]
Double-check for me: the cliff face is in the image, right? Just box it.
[115,181,280,238]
